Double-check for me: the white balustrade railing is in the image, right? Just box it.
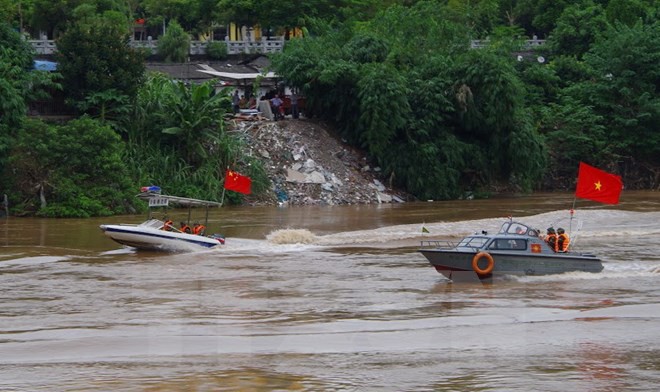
[470,39,546,50]
[29,37,287,55]
[30,38,545,56]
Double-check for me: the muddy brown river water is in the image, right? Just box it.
[1,192,659,391]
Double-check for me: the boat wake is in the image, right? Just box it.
[266,228,318,244]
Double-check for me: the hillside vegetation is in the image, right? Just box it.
[0,0,658,217]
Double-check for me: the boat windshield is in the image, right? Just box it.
[457,236,489,249]
[500,221,538,236]
[139,219,164,229]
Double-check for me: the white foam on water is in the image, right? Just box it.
[0,255,70,267]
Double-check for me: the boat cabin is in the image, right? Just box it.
[455,221,551,254]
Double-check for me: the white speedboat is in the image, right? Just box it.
[100,190,225,252]
[100,219,225,252]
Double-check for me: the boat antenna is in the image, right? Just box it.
[569,198,576,235]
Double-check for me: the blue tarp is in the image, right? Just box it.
[33,60,57,71]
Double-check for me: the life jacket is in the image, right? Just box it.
[193,224,206,235]
[163,220,173,231]
[544,234,557,250]
[556,233,570,252]
[180,224,192,234]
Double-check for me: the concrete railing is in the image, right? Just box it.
[30,38,545,56]
[470,39,546,50]
[29,37,286,56]
[29,39,58,55]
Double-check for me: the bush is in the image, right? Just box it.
[157,21,190,62]
[207,41,228,60]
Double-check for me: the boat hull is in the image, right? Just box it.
[419,249,603,281]
[100,224,222,252]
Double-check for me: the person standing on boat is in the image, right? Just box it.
[556,228,570,252]
[544,228,557,251]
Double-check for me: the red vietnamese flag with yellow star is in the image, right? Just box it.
[224,169,252,195]
[575,162,623,204]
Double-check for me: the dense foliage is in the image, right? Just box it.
[5,116,136,217]
[121,73,270,201]
[157,20,190,62]
[1,0,659,216]
[0,22,60,209]
[272,2,548,198]
[272,0,659,196]
[55,15,146,115]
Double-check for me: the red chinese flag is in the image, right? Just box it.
[575,162,623,204]
[224,169,252,195]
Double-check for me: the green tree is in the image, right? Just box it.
[531,0,571,37]
[547,1,608,59]
[605,0,651,27]
[142,0,199,35]
[55,16,145,113]
[0,20,58,169]
[215,0,259,28]
[5,116,136,217]
[157,20,190,62]
[357,63,410,157]
[121,72,175,145]
[581,21,660,168]
[28,0,132,39]
[446,0,500,37]
[160,80,229,166]
[29,0,81,39]
[0,21,32,129]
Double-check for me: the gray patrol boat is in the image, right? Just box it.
[419,219,603,281]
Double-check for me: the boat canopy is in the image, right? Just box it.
[136,192,223,208]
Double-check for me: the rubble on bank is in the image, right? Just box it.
[229,118,410,206]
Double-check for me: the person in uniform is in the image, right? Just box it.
[544,227,557,251]
[193,222,206,236]
[556,228,570,252]
[180,221,192,234]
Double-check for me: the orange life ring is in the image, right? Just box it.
[472,252,495,275]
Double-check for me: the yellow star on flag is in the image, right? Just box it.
[594,181,602,191]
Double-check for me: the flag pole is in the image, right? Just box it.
[220,166,228,206]
[569,198,576,235]
[569,166,578,235]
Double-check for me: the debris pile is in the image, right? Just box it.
[231,119,408,206]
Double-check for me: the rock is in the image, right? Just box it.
[371,179,386,192]
[302,159,317,171]
[307,171,325,184]
[285,169,307,183]
[377,192,393,203]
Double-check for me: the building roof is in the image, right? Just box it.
[145,55,277,86]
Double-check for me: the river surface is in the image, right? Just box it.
[1,192,659,391]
